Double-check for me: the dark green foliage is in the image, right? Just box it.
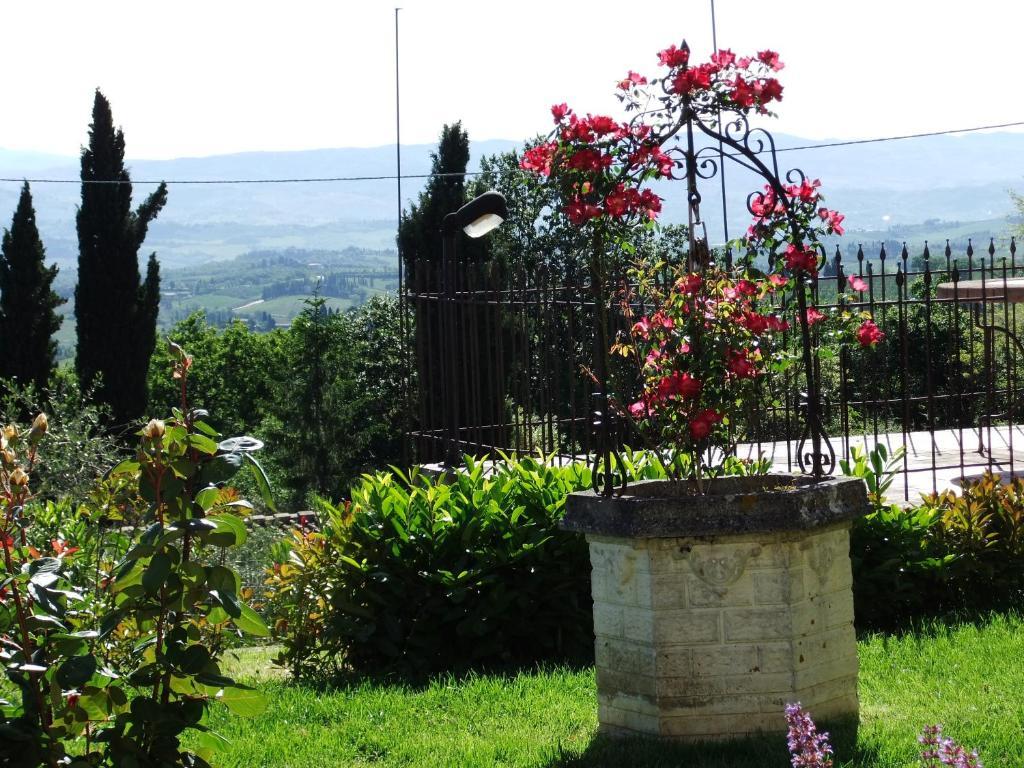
[0,182,64,390]
[147,297,407,510]
[75,89,168,426]
[147,314,287,438]
[0,373,121,501]
[398,122,472,275]
[265,454,599,677]
[846,445,1024,628]
[260,294,406,506]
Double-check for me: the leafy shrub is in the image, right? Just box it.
[265,455,595,677]
[847,444,1024,628]
[264,450,766,678]
[0,346,273,767]
[0,374,122,501]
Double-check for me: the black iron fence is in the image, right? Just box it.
[405,236,1024,499]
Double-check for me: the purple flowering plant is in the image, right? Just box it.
[785,705,983,768]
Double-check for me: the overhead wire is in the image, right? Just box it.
[2,120,1023,186]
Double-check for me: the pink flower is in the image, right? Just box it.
[818,207,845,235]
[631,316,652,339]
[784,703,833,768]
[617,70,648,90]
[856,319,885,347]
[768,274,789,289]
[804,307,826,326]
[847,274,869,292]
[629,399,650,419]
[757,49,784,71]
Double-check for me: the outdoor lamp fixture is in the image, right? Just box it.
[442,190,508,238]
[440,190,508,467]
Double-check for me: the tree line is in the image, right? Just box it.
[1,90,165,425]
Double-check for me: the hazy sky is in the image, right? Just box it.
[3,0,1023,159]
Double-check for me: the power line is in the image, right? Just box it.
[3,120,1023,186]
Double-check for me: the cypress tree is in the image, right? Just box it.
[398,122,472,276]
[75,89,167,425]
[0,182,65,390]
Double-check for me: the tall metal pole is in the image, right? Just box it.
[710,0,731,262]
[395,7,411,465]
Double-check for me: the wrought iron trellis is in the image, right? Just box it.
[402,45,1024,501]
[589,46,834,496]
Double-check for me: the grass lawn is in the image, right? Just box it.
[197,612,1024,767]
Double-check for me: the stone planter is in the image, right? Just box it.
[561,474,869,742]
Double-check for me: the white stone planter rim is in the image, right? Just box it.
[561,474,868,538]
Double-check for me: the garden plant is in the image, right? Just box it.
[0,343,273,767]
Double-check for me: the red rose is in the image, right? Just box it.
[657,371,702,401]
[711,49,736,68]
[520,143,556,176]
[551,103,570,122]
[784,244,818,274]
[847,274,868,293]
[657,44,690,68]
[689,409,722,440]
[727,349,758,378]
[676,273,702,295]
[857,319,885,347]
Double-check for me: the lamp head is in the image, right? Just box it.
[444,190,508,238]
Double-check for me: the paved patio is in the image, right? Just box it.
[740,424,1024,504]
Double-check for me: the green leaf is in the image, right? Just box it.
[28,558,61,587]
[217,589,243,619]
[56,654,97,689]
[188,433,221,455]
[207,514,247,547]
[243,452,277,512]
[218,685,267,717]
[231,603,269,637]
[142,553,172,596]
[198,452,244,486]
[195,486,221,512]
[109,459,140,476]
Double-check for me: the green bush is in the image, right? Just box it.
[264,450,768,678]
[846,444,1024,628]
[0,373,122,502]
[266,454,595,677]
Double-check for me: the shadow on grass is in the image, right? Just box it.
[541,719,876,768]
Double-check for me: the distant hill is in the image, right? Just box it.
[1,131,1022,271]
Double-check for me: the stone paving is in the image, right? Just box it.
[738,424,1024,504]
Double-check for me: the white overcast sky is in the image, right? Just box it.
[3,0,1022,159]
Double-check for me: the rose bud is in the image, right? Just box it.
[143,419,166,440]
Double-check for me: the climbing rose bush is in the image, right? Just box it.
[521,40,883,484]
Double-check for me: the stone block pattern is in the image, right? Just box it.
[589,524,858,741]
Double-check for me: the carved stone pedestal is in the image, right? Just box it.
[562,475,868,742]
